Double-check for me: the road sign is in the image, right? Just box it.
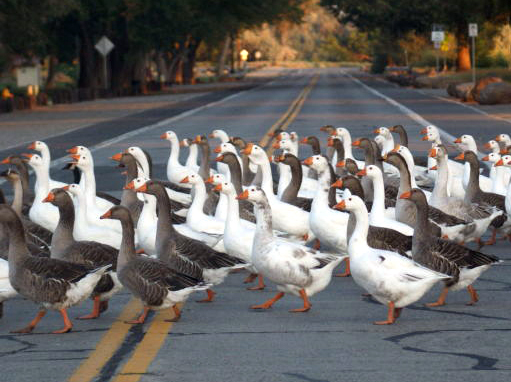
[469,23,478,37]
[431,31,445,42]
[95,36,114,57]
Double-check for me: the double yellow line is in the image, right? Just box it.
[67,73,319,382]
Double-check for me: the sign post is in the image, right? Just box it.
[468,23,478,85]
[431,26,444,73]
[95,36,115,89]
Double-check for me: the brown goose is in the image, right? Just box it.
[0,169,51,256]
[337,158,360,176]
[43,188,121,319]
[231,137,257,186]
[275,153,312,211]
[101,206,209,324]
[401,189,500,306]
[1,155,34,212]
[456,150,510,245]
[327,137,345,176]
[129,179,245,303]
[0,204,109,333]
[387,125,429,167]
[194,135,219,215]
[300,136,321,155]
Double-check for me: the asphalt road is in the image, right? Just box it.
[0,68,510,382]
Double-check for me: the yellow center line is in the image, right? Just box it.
[67,299,142,382]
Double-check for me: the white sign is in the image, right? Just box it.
[431,31,445,42]
[16,66,42,87]
[468,23,478,37]
[95,36,115,56]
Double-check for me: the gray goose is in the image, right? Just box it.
[231,136,257,186]
[0,169,51,256]
[337,158,360,176]
[274,153,312,211]
[194,135,219,215]
[327,136,345,177]
[456,150,510,246]
[129,179,245,303]
[332,176,411,257]
[0,204,109,333]
[1,155,34,212]
[214,152,255,222]
[44,188,121,319]
[319,124,337,163]
[384,151,470,238]
[388,125,428,167]
[101,206,209,324]
[401,189,500,306]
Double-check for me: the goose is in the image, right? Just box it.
[387,124,429,168]
[333,195,450,325]
[356,165,414,236]
[402,189,500,306]
[206,173,229,221]
[390,145,431,199]
[131,179,245,303]
[0,258,17,318]
[161,130,193,188]
[0,169,52,253]
[122,146,152,178]
[373,127,395,155]
[27,141,67,189]
[43,189,121,319]
[456,151,510,246]
[101,206,209,324]
[209,129,230,143]
[495,134,511,151]
[181,138,200,173]
[332,127,364,168]
[238,187,344,312]
[243,143,314,240]
[1,155,34,209]
[484,140,502,183]
[231,136,257,186]
[23,153,60,232]
[274,131,298,155]
[454,135,492,192]
[274,153,312,211]
[194,135,220,214]
[214,181,265,290]
[319,124,337,162]
[110,152,143,224]
[0,204,109,333]
[428,145,501,246]
[64,184,124,249]
[214,141,243,180]
[327,136,345,176]
[482,153,510,195]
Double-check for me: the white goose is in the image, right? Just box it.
[243,143,314,240]
[373,127,395,155]
[495,134,511,150]
[209,129,230,143]
[0,258,18,315]
[213,141,242,180]
[238,187,344,312]
[24,153,60,232]
[391,145,432,200]
[161,130,193,188]
[482,153,510,196]
[334,195,450,325]
[181,138,200,173]
[27,141,67,189]
[333,127,364,168]
[454,135,492,192]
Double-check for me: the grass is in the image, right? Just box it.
[430,68,511,83]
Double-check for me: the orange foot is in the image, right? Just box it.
[196,289,216,303]
[52,325,72,334]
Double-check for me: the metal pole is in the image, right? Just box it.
[436,51,439,73]
[471,36,476,84]
[103,55,108,89]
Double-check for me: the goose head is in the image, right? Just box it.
[42,187,72,207]
[230,137,246,150]
[333,127,350,142]
[180,138,192,148]
[242,143,266,164]
[389,125,404,134]
[382,151,407,171]
[27,140,48,152]
[302,155,328,172]
[373,126,391,138]
[319,124,335,134]
[205,173,225,186]
[336,158,359,175]
[100,205,131,221]
[481,152,501,164]
[495,134,511,145]
[420,125,440,142]
[236,186,267,205]
[69,153,92,171]
[67,145,90,156]
[333,194,365,212]
[214,180,236,196]
[214,142,236,154]
[454,134,477,152]
[21,153,44,169]
[356,164,382,181]
[275,131,290,142]
[495,155,511,167]
[209,129,229,141]
[454,150,478,165]
[399,188,428,206]
[179,172,203,186]
[273,139,293,152]
[160,130,178,142]
[0,168,20,183]
[289,132,298,142]
[125,146,145,159]
[484,140,501,154]
[429,144,448,163]
[215,152,238,165]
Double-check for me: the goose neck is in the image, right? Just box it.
[464,159,480,203]
[118,216,137,271]
[32,165,50,200]
[431,155,450,200]
[168,136,180,163]
[186,144,199,168]
[198,144,211,181]
[348,207,369,253]
[225,191,241,228]
[10,178,23,217]
[5,215,30,265]
[253,200,273,245]
[52,202,76,259]
[369,174,385,216]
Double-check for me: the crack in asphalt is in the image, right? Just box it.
[282,372,331,382]
[0,335,36,358]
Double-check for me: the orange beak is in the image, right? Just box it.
[327,138,333,147]
[495,159,504,166]
[179,140,186,147]
[236,190,249,200]
[429,148,437,158]
[135,183,148,193]
[382,154,388,160]
[242,143,253,155]
[124,180,135,190]
[272,142,281,149]
[482,155,490,161]
[331,179,343,188]
[373,128,380,134]
[276,133,283,141]
[62,185,70,191]
[214,145,222,153]
[215,155,224,162]
[495,135,501,141]
[300,137,308,144]
[484,142,491,150]
[22,153,33,159]
[70,154,80,164]
[180,176,189,184]
[1,157,11,164]
[160,132,168,139]
[302,157,313,166]
[429,165,438,170]
[399,191,411,199]
[205,176,215,184]
[67,146,78,154]
[209,133,215,138]
[110,152,123,161]
[27,142,36,150]
[333,200,346,210]
[454,137,462,144]
[391,145,401,153]
[500,149,508,155]
[352,140,361,147]
[214,184,222,192]
[454,153,465,161]
[336,160,345,168]
[421,135,429,141]
[356,168,367,177]
[100,210,112,219]
[42,192,55,203]
[193,135,201,144]
[420,128,428,135]
[267,132,275,137]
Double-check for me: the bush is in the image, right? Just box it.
[493,52,509,68]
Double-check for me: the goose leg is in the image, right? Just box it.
[126,307,150,324]
[197,289,216,303]
[247,274,265,291]
[251,292,284,310]
[11,310,46,333]
[374,302,397,325]
[484,228,497,246]
[53,309,73,334]
[77,296,101,320]
[466,285,479,305]
[165,305,181,322]
[99,300,109,313]
[426,287,449,307]
[289,289,311,313]
[243,273,258,284]
[475,237,485,249]
[335,258,351,277]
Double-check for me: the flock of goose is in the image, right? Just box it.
[0,125,510,333]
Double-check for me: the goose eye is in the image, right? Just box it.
[349,198,352,201]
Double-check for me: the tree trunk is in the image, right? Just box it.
[216,35,231,77]
[77,21,96,89]
[456,32,471,71]
[45,56,58,89]
[182,39,201,85]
